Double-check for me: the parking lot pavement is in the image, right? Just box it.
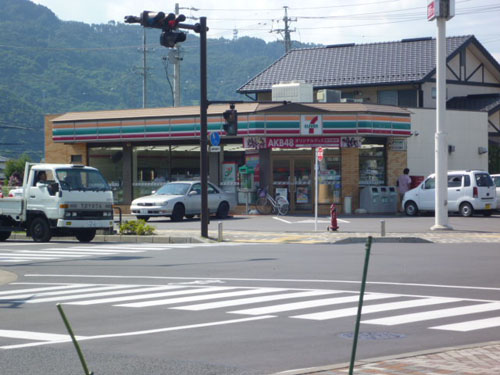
[282,341,500,375]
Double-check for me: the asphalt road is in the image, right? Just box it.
[1,240,500,374]
[132,211,500,234]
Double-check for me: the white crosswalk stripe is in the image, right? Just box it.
[0,242,234,263]
[2,282,500,332]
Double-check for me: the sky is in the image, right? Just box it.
[32,0,500,62]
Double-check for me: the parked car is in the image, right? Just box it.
[130,181,236,221]
[403,170,496,217]
[492,174,500,210]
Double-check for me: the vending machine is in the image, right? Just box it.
[221,162,238,195]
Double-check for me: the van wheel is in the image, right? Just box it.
[75,229,96,243]
[459,202,473,217]
[404,201,418,216]
[30,217,52,242]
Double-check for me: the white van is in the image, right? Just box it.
[403,170,497,217]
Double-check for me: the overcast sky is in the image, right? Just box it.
[32,0,500,62]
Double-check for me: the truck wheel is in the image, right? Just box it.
[30,217,52,242]
[0,231,11,241]
[75,229,96,243]
[0,218,11,241]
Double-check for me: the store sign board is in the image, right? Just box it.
[244,136,340,149]
[317,147,324,161]
[300,115,323,135]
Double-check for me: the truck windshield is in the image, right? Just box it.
[56,169,111,192]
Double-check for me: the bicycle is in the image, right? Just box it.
[255,187,289,215]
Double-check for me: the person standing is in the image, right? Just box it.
[397,168,412,212]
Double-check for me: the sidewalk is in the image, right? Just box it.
[279,341,500,375]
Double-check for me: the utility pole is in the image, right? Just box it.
[271,6,296,53]
[142,28,147,108]
[173,3,182,107]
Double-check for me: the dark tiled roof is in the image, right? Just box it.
[447,94,500,114]
[238,35,473,93]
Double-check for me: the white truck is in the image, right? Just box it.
[0,163,114,242]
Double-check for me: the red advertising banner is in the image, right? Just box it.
[266,136,340,148]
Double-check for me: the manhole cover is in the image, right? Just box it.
[338,331,407,340]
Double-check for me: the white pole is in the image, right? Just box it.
[314,148,318,231]
[432,17,452,231]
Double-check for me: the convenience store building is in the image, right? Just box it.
[45,102,411,214]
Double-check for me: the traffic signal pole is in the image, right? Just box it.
[200,17,209,238]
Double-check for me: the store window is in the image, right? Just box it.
[318,149,341,204]
[88,146,123,203]
[359,144,386,186]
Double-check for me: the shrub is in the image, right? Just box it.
[119,220,155,235]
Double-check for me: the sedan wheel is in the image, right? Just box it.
[171,203,185,222]
[216,202,230,219]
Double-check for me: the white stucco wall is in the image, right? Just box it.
[406,108,489,177]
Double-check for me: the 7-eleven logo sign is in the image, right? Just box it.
[301,115,323,135]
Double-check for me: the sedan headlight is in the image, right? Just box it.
[161,201,170,206]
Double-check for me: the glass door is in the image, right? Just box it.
[272,157,313,213]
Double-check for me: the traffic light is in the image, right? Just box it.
[223,105,238,136]
[160,14,187,48]
[125,12,187,48]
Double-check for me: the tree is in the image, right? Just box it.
[4,153,31,184]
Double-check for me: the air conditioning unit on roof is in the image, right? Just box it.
[272,81,313,103]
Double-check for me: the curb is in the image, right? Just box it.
[10,233,211,244]
[271,340,500,375]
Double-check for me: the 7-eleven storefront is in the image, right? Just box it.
[45,102,411,214]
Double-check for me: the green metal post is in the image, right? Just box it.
[348,236,373,375]
[56,303,93,375]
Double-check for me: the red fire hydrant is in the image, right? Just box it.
[328,203,339,231]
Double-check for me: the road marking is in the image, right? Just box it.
[0,284,92,296]
[0,316,275,350]
[229,293,395,316]
[0,285,142,301]
[0,329,84,342]
[292,297,460,320]
[118,288,284,308]
[431,316,500,332]
[362,302,500,326]
[25,274,500,293]
[272,217,291,223]
[43,248,143,253]
[68,286,235,305]
[172,290,338,311]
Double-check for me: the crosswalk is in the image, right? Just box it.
[0,243,239,263]
[2,282,500,332]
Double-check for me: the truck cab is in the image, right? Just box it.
[0,163,114,242]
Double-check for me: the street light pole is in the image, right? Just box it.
[428,0,454,231]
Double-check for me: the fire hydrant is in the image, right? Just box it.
[327,203,339,231]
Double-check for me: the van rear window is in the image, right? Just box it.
[475,173,494,187]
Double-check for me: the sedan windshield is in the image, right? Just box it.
[156,183,190,195]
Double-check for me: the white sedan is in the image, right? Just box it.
[130,181,237,222]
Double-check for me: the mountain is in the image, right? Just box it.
[0,0,316,159]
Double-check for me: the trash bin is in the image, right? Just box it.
[360,186,397,213]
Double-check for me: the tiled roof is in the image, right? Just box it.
[238,35,474,93]
[447,94,500,114]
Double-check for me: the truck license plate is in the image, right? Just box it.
[485,204,491,209]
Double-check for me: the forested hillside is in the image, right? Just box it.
[0,0,314,159]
